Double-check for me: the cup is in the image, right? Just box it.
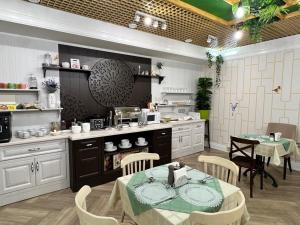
[40,128,48,135]
[138,137,145,144]
[36,130,45,137]
[27,129,36,136]
[7,83,16,89]
[121,139,129,147]
[105,142,113,150]
[16,130,23,138]
[22,131,31,139]
[62,62,70,68]
[82,65,89,70]
[82,123,91,133]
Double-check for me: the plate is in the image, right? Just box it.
[118,143,132,149]
[145,166,169,180]
[179,184,223,207]
[104,146,117,152]
[135,141,148,147]
[135,182,176,205]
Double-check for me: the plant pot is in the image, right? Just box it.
[198,110,210,120]
[48,93,56,109]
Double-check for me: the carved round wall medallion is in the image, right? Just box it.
[88,59,134,107]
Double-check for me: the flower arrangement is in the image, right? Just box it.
[42,79,60,93]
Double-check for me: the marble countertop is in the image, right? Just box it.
[0,120,205,147]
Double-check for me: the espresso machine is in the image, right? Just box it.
[0,112,12,143]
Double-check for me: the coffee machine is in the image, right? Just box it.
[0,112,12,143]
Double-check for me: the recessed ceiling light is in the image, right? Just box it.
[28,0,41,3]
[153,20,159,28]
[185,39,193,43]
[128,23,137,29]
[235,2,245,19]
[144,17,152,26]
[234,30,243,40]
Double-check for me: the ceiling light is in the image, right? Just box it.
[28,0,40,3]
[235,2,245,19]
[234,30,243,40]
[153,20,159,28]
[134,14,141,23]
[128,23,137,29]
[144,17,152,26]
[185,39,193,43]
[161,23,167,30]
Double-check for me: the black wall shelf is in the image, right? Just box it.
[42,65,92,77]
[133,74,165,84]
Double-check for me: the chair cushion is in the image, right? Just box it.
[231,156,256,169]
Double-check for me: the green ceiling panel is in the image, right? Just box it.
[182,0,235,21]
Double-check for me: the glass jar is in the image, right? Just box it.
[44,53,52,66]
[28,74,38,89]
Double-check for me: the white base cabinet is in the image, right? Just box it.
[172,121,205,159]
[0,140,69,206]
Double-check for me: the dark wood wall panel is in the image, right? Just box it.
[58,45,151,126]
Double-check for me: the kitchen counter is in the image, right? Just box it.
[0,120,205,147]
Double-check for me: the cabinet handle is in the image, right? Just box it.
[31,162,34,173]
[36,147,40,151]
[86,143,93,147]
[161,132,166,135]
[28,148,36,152]
[36,162,39,172]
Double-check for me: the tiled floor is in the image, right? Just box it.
[0,149,299,225]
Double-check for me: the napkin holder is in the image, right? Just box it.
[168,162,187,187]
[173,167,188,188]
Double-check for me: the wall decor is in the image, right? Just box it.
[230,102,238,116]
[205,52,225,87]
[59,44,151,126]
[89,59,134,107]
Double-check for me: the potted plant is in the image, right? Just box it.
[42,79,60,109]
[196,77,213,120]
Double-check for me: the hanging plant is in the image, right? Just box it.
[215,55,224,88]
[232,0,289,42]
[206,52,213,68]
[206,52,225,88]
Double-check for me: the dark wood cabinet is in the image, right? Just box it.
[69,138,103,192]
[151,128,172,166]
[69,128,172,192]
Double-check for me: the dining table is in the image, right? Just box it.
[109,163,250,225]
[240,134,300,187]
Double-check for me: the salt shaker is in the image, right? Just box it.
[168,165,175,186]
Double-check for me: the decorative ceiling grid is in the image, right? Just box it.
[39,0,300,48]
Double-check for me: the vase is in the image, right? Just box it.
[48,93,56,109]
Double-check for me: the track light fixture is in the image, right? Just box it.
[130,11,167,30]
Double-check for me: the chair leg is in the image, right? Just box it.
[238,166,241,182]
[250,170,254,198]
[266,157,271,166]
[287,157,292,173]
[283,157,287,180]
[121,211,125,222]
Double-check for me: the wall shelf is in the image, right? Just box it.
[0,89,40,93]
[133,74,165,84]
[161,92,194,95]
[0,108,63,113]
[42,65,92,77]
[157,104,195,107]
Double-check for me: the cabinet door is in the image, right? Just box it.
[172,133,180,152]
[35,152,67,186]
[0,157,35,194]
[152,129,172,166]
[180,131,192,150]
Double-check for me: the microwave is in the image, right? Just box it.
[145,111,161,124]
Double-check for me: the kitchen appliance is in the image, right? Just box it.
[0,112,12,143]
[141,108,161,125]
[114,106,141,125]
[90,118,105,130]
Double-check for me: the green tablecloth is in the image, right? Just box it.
[126,166,224,216]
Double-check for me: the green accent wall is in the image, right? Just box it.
[182,0,235,21]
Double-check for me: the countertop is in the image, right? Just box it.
[0,120,205,147]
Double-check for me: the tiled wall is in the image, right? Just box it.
[210,48,300,146]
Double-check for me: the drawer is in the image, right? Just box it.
[154,129,171,137]
[78,139,99,149]
[0,140,66,161]
[172,125,191,133]
[192,122,205,132]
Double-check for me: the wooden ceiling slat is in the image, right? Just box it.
[38,0,300,48]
